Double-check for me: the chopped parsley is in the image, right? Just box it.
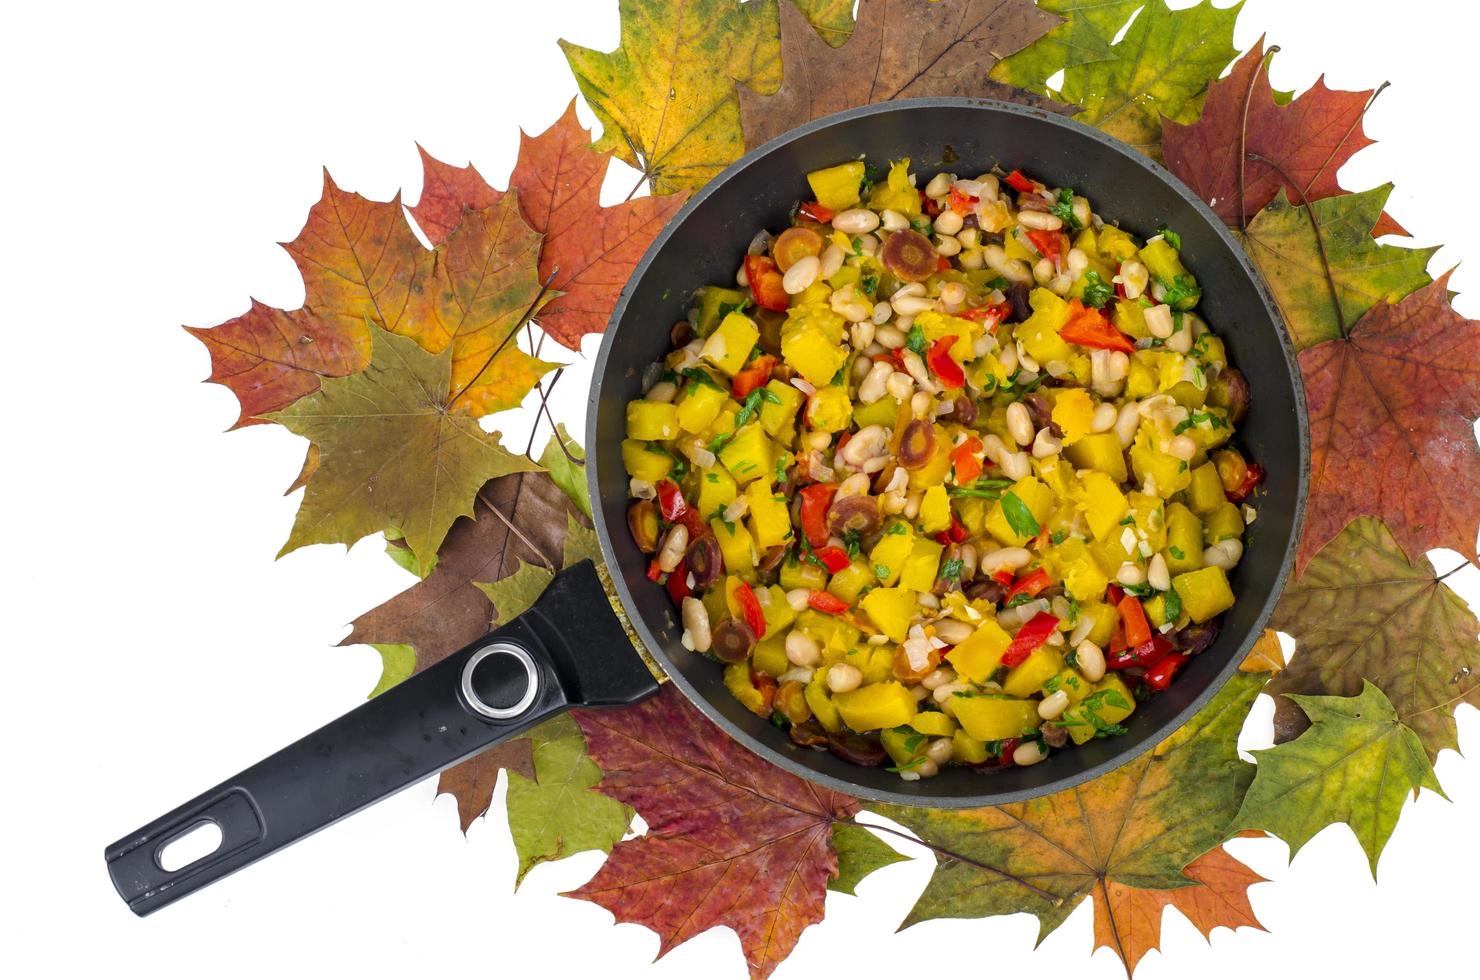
[709,507,736,535]
[1160,273,1200,307]
[1000,490,1041,538]
[1156,226,1182,251]
[1174,410,1231,435]
[860,273,879,295]
[680,366,726,396]
[949,477,1013,500]
[1050,528,1069,545]
[1080,270,1114,308]
[874,563,891,579]
[940,557,963,581]
[843,529,862,558]
[1163,585,1183,622]
[906,323,928,355]
[885,521,909,535]
[1119,514,1137,526]
[1169,545,1185,560]
[1120,581,1154,598]
[1051,187,1080,229]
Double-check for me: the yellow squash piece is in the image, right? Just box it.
[697,466,737,517]
[807,385,853,432]
[1050,388,1095,445]
[1076,470,1129,540]
[700,311,759,376]
[756,379,803,437]
[859,587,916,643]
[621,439,673,482]
[985,476,1054,547]
[745,479,793,549]
[898,537,945,592]
[718,423,773,485]
[946,619,1012,683]
[953,695,1040,742]
[835,682,917,732]
[625,400,678,441]
[1064,431,1127,483]
[1061,675,1137,745]
[1002,646,1064,698]
[807,161,865,212]
[869,525,915,587]
[711,518,757,581]
[917,484,952,534]
[780,305,848,386]
[1172,566,1236,623]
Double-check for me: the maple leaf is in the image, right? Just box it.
[567,684,860,980]
[1163,39,1404,236]
[1009,0,1242,158]
[540,424,591,519]
[1240,185,1435,352]
[477,560,556,627]
[738,0,1066,150]
[1239,629,1286,675]
[876,671,1263,954]
[1293,275,1479,574]
[990,0,1144,92]
[506,714,634,884]
[1233,682,1445,876]
[1268,517,1480,762]
[270,324,540,576]
[409,144,503,247]
[789,0,855,47]
[829,822,908,896]
[507,101,688,348]
[560,0,784,194]
[1094,845,1266,976]
[437,739,538,833]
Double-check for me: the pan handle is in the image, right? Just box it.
[104,560,659,916]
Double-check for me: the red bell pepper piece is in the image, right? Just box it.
[936,254,952,272]
[1118,594,1154,649]
[665,558,691,604]
[807,590,849,615]
[645,558,663,582]
[1005,568,1052,603]
[920,188,942,217]
[927,335,966,388]
[797,201,834,223]
[655,479,687,523]
[1106,634,1173,671]
[947,186,979,215]
[1227,462,1265,503]
[947,514,968,544]
[744,254,789,311]
[813,546,852,574]
[734,581,768,638]
[951,435,984,485]
[1024,228,1065,267]
[1107,583,1125,605]
[1001,611,1060,668]
[997,737,1021,767]
[730,354,776,399]
[1059,300,1136,354]
[1004,169,1038,194]
[960,301,1012,331]
[798,483,836,548]
[1144,652,1190,691]
[993,569,1016,587]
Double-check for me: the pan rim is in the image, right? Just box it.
[586,95,1307,808]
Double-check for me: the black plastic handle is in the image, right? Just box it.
[104,560,659,916]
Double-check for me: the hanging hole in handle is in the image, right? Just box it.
[157,820,224,872]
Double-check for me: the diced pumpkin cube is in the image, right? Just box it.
[835,681,918,732]
[1203,500,1244,543]
[1061,675,1137,744]
[827,560,877,606]
[852,395,899,429]
[905,426,954,492]
[910,711,958,737]
[1050,388,1095,445]
[806,675,843,732]
[697,466,737,517]
[781,324,847,387]
[691,285,750,337]
[718,423,773,485]
[779,554,829,592]
[898,537,944,592]
[711,518,757,580]
[1064,431,1127,483]
[1172,565,1236,623]
[859,587,917,643]
[759,585,797,639]
[792,281,832,307]
[952,695,1040,741]
[1076,601,1117,649]
[881,727,927,768]
[955,495,989,536]
[985,476,1054,546]
[1113,299,1150,338]
[1185,462,1226,515]
[752,633,790,678]
[946,619,1012,683]
[1002,646,1064,698]
[1043,668,1093,704]
[1076,470,1129,541]
[1165,503,1205,575]
[866,158,921,216]
[625,400,678,440]
[1016,288,1074,364]
[807,385,853,432]
[807,160,865,212]
[757,379,804,437]
[1140,238,1200,309]
[1097,225,1140,262]
[918,484,951,534]
[700,311,760,376]
[1130,442,1192,497]
[745,478,793,549]
[951,729,992,764]
[723,661,768,717]
[621,439,673,482]
[675,377,729,433]
[868,524,916,587]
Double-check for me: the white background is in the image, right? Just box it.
[4,1,1477,977]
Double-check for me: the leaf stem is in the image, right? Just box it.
[477,488,555,570]
[445,267,559,412]
[848,819,1064,906]
[1236,44,1280,232]
[1435,562,1470,584]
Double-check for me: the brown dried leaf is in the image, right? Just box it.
[1240,630,1285,674]
[410,144,503,247]
[436,740,537,833]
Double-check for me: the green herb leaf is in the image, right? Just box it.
[1001,491,1041,538]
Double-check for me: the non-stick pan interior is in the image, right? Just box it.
[589,98,1305,807]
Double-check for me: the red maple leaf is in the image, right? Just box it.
[568,686,858,980]
[1163,38,1403,236]
[416,100,686,350]
[1297,272,1479,575]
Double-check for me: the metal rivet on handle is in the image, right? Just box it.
[460,643,539,720]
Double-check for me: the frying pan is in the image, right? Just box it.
[106,97,1306,915]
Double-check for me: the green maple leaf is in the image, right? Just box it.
[1241,185,1437,350]
[1047,0,1242,157]
[540,423,591,519]
[790,0,854,47]
[506,714,634,885]
[1268,517,1480,762]
[877,671,1264,943]
[476,560,556,626]
[560,0,783,194]
[270,323,539,577]
[1233,682,1445,876]
[828,822,908,896]
[990,0,1145,91]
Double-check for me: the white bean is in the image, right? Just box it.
[901,350,934,389]
[786,588,812,612]
[1038,690,1071,720]
[934,234,962,257]
[1091,402,1119,433]
[932,681,972,709]
[1006,402,1035,446]
[629,477,656,500]
[818,242,847,278]
[957,227,981,249]
[1032,428,1063,459]
[1144,303,1175,339]
[1114,400,1142,448]
[681,596,712,652]
[910,391,933,420]
[1071,196,1091,229]
[826,663,863,694]
[856,232,880,257]
[1116,561,1146,586]
[872,300,893,325]
[657,524,689,573]
[1068,613,1097,647]
[1013,741,1048,766]
[934,209,964,236]
[1147,553,1171,592]
[1018,210,1063,231]
[1075,640,1106,682]
[832,208,881,234]
[980,547,1032,573]
[1048,272,1075,296]
[850,319,876,351]
[892,293,936,316]
[803,430,832,451]
[921,668,957,691]
[840,425,888,465]
[876,324,906,349]
[939,281,967,310]
[999,450,1032,481]
[1066,247,1090,276]
[1167,434,1198,461]
[782,255,821,294]
[880,209,909,231]
[644,380,677,403]
[1118,259,1149,299]
[925,172,955,198]
[785,630,821,667]
[1032,257,1056,286]
[1204,538,1244,571]
[932,618,974,645]
[858,360,892,404]
[735,262,749,287]
[925,738,954,765]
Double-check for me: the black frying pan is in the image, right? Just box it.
[106,98,1306,916]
